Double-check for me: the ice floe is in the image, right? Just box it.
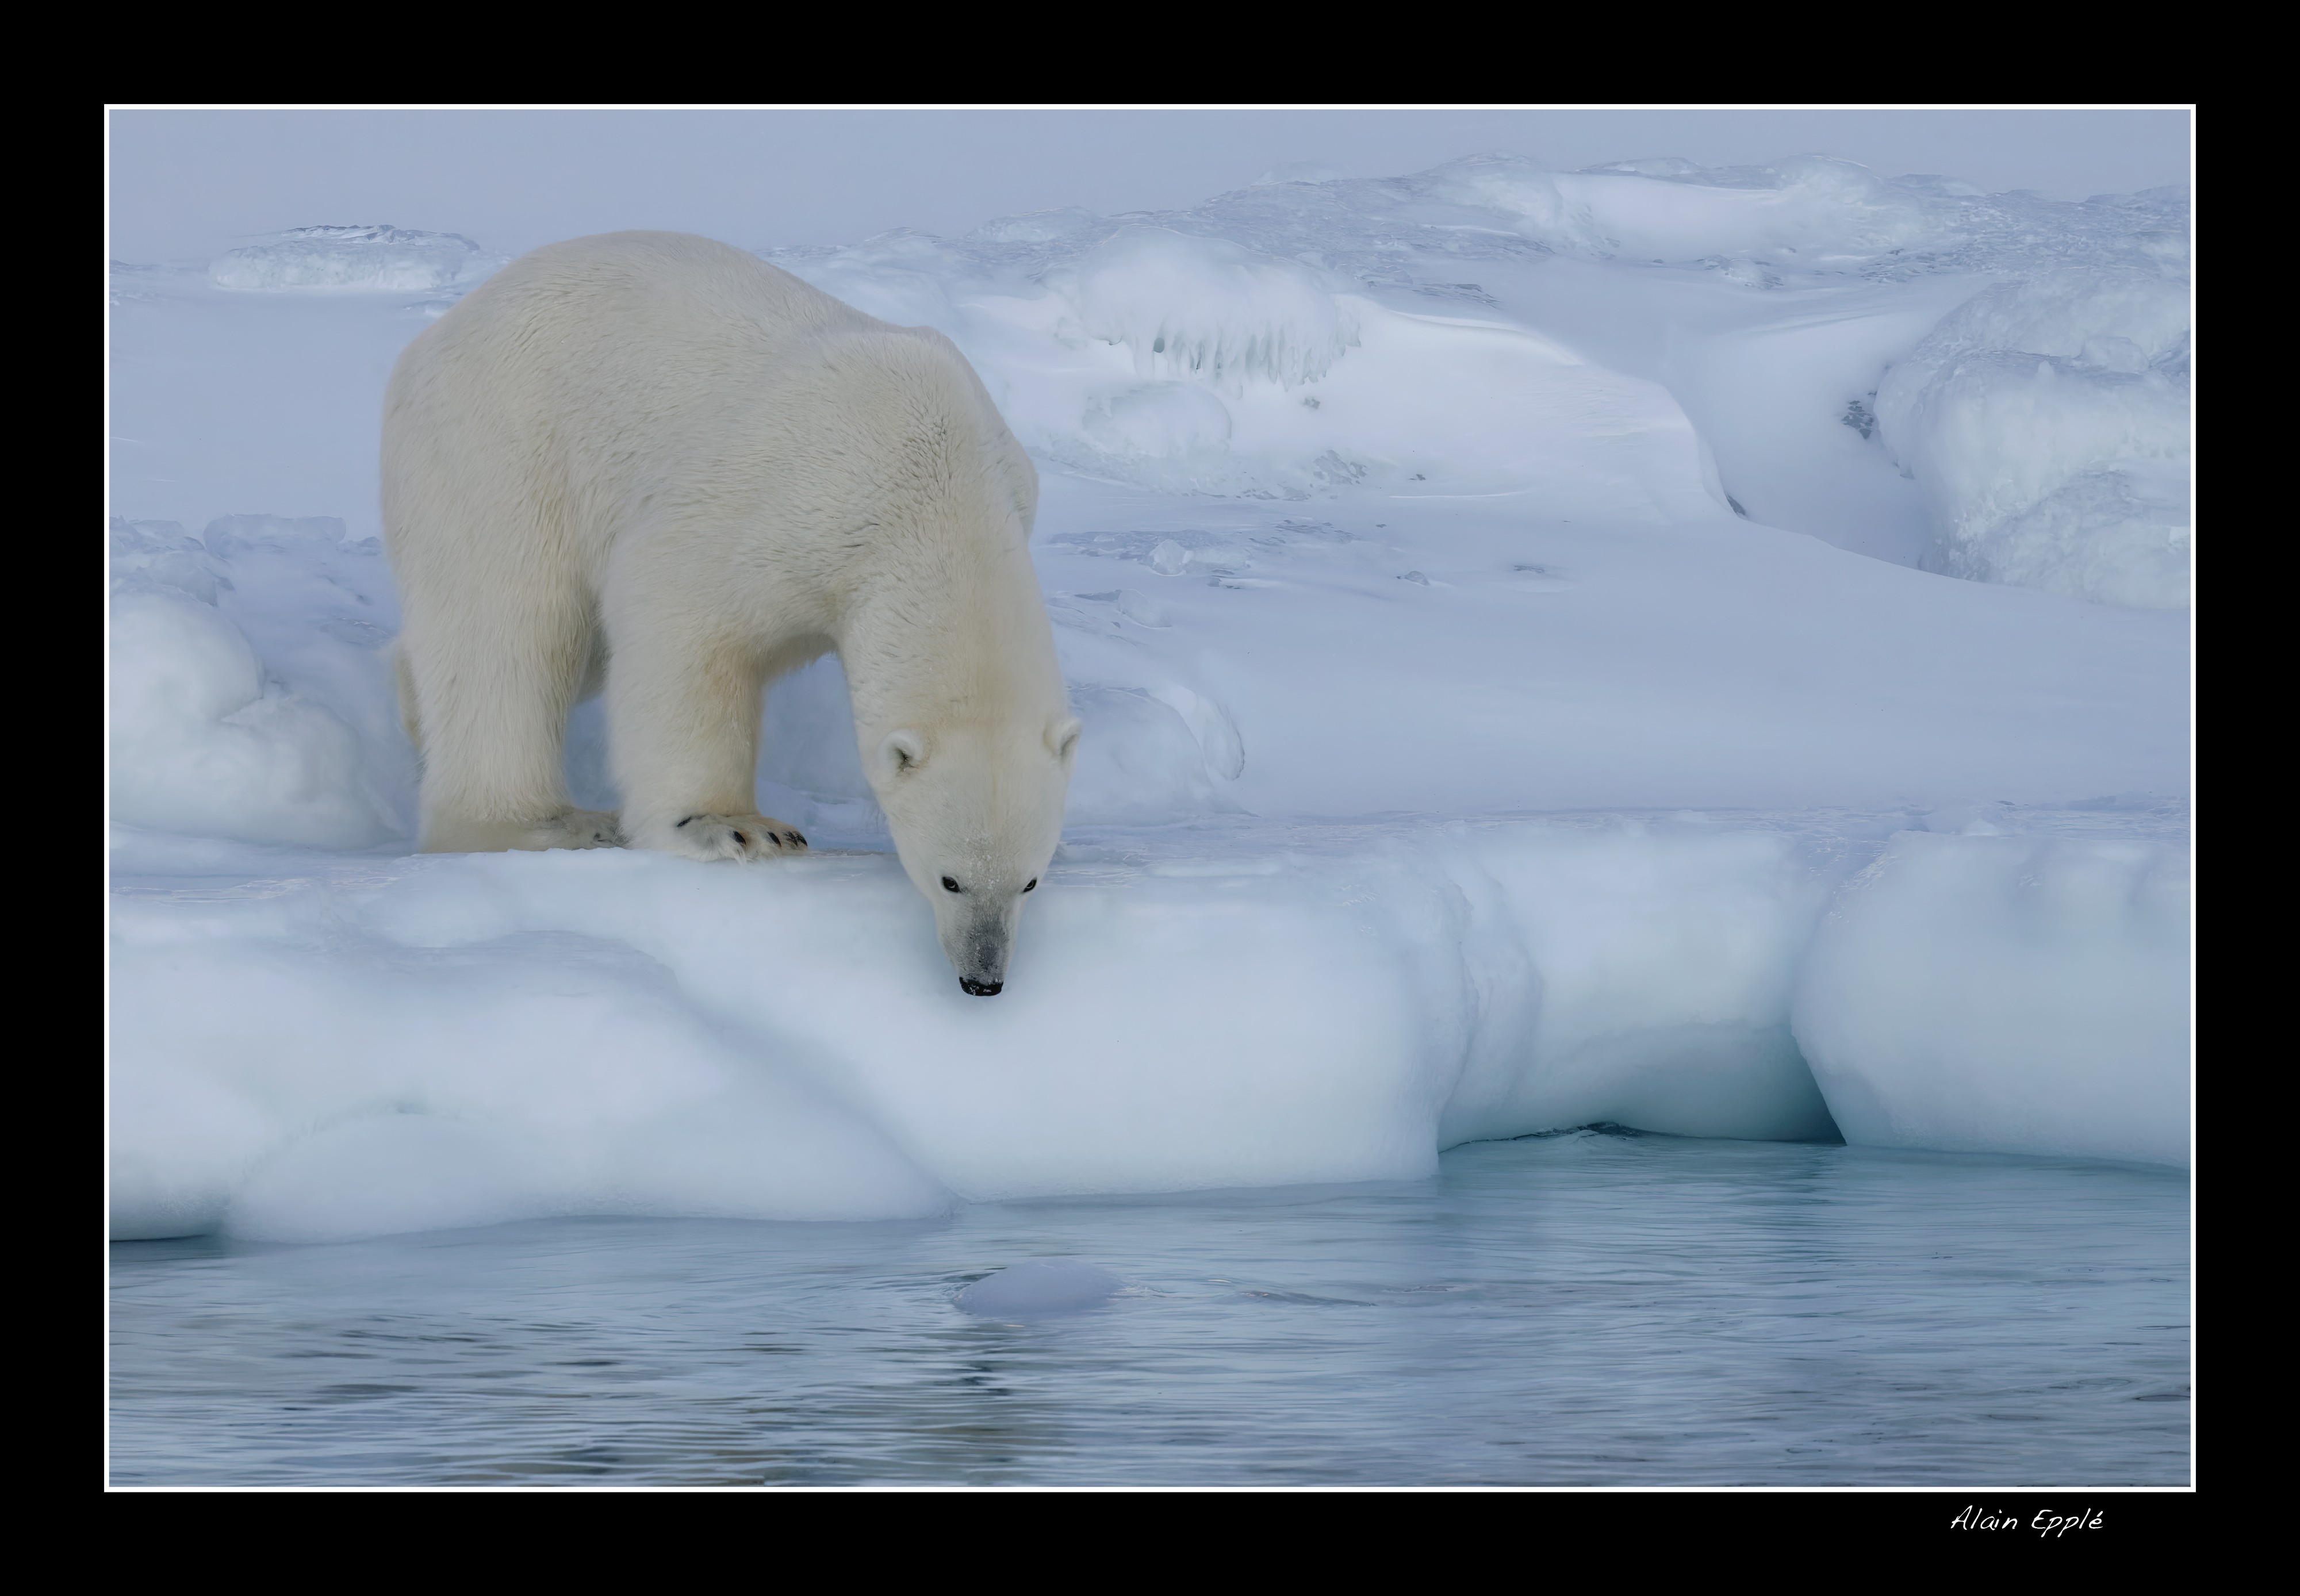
[108,154,2193,1240]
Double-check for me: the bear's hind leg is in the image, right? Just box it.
[403,582,622,854]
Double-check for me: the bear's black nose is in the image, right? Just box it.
[959,977,1004,996]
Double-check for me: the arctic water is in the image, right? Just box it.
[109,1131,2187,1486]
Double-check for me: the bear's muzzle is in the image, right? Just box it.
[953,918,1010,995]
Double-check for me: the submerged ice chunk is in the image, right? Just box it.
[957,1259,1126,1318]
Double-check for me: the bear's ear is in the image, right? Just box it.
[879,729,929,779]
[1048,716,1083,765]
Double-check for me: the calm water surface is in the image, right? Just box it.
[109,1132,2190,1486]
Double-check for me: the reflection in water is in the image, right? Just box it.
[109,1133,2189,1484]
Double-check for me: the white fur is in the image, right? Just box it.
[382,232,1079,991]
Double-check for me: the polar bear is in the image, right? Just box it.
[381,232,1079,995]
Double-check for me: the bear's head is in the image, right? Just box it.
[871,716,1082,995]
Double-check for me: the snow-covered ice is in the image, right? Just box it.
[108,799,2187,1241]
[765,154,2191,595]
[107,153,2193,1242]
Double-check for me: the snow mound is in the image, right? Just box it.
[210,225,501,294]
[109,517,405,848]
[1792,832,2190,1167]
[763,156,2184,516]
[786,232,1707,502]
[1876,271,2191,607]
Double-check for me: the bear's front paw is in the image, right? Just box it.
[653,812,809,862]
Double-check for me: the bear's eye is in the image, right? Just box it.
[1023,879,1037,892]
[941,876,961,892]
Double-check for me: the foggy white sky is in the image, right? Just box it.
[108,108,2192,263]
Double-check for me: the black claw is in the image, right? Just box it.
[787,831,804,846]
[676,816,695,828]
[731,831,748,847]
